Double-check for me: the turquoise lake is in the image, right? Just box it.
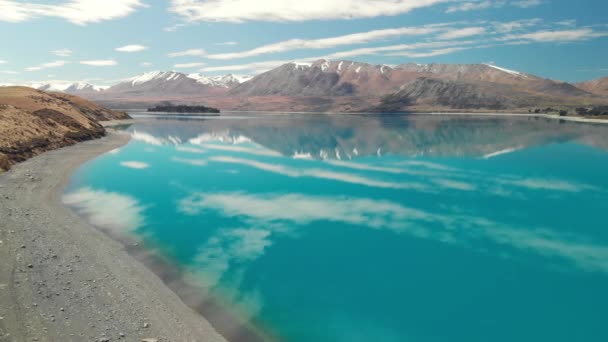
[65,114,608,342]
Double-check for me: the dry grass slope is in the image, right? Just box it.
[0,86,129,171]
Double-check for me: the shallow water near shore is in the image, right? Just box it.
[65,113,608,342]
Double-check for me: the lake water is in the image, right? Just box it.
[65,114,608,342]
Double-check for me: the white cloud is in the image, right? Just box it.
[503,29,606,42]
[169,0,450,23]
[0,70,18,74]
[445,0,496,13]
[492,18,542,33]
[386,47,469,58]
[512,0,542,8]
[168,48,207,58]
[0,60,6,64]
[120,161,150,169]
[0,0,145,25]
[445,0,542,13]
[115,44,148,52]
[25,60,69,71]
[320,40,474,59]
[199,59,297,73]
[215,41,238,46]
[80,59,118,66]
[205,25,443,60]
[174,62,206,68]
[437,27,486,40]
[140,62,153,67]
[51,49,73,57]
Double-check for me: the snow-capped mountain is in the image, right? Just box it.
[91,71,253,99]
[187,73,253,88]
[33,82,106,94]
[121,71,252,89]
[15,59,603,113]
[229,59,428,97]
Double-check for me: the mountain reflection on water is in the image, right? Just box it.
[65,114,608,342]
[126,114,608,159]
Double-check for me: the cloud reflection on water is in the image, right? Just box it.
[180,192,608,273]
[63,187,146,234]
[209,156,429,191]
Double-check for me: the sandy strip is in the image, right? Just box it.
[0,129,226,342]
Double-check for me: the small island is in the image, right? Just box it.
[147,102,220,114]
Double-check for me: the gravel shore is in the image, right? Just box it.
[0,130,227,342]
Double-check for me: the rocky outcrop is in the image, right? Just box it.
[0,87,129,170]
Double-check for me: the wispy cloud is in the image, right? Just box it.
[0,0,145,25]
[168,48,207,58]
[512,0,543,8]
[385,47,469,58]
[169,0,451,23]
[437,27,486,40]
[174,62,206,68]
[80,59,118,66]
[51,49,72,57]
[199,59,303,73]
[115,44,148,52]
[446,1,497,13]
[503,28,608,42]
[205,25,444,60]
[25,60,69,71]
[215,41,238,46]
[197,19,608,73]
[445,0,543,13]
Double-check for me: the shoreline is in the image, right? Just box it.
[0,128,227,342]
[123,108,608,125]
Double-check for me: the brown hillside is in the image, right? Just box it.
[0,86,129,171]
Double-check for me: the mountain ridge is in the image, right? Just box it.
[4,60,606,113]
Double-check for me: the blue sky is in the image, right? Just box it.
[0,0,606,86]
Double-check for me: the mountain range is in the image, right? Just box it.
[9,60,608,113]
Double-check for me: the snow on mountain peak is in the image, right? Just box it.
[484,64,526,77]
[128,71,184,86]
[186,73,252,87]
[34,81,105,93]
[290,61,312,70]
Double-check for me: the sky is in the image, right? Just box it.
[0,0,606,86]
